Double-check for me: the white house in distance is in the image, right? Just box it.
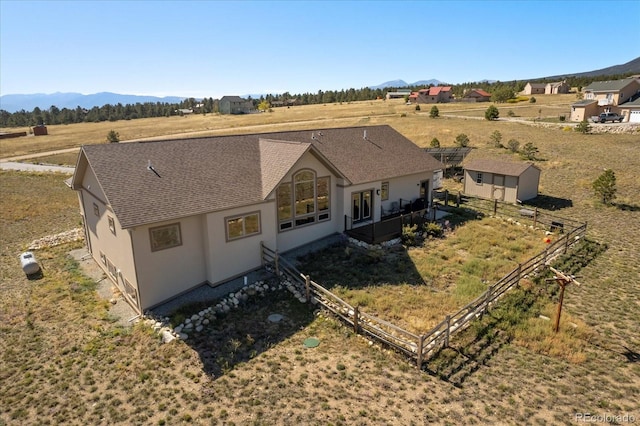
[71,125,443,314]
[463,159,541,203]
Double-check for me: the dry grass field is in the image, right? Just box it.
[1,97,639,425]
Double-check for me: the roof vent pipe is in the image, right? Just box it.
[363,130,367,140]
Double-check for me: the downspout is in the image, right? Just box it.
[128,229,143,317]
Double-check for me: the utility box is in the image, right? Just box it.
[20,252,41,276]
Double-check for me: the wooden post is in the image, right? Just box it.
[485,285,493,313]
[444,189,449,207]
[305,275,310,302]
[456,191,461,208]
[344,215,348,232]
[353,305,359,333]
[554,282,566,333]
[564,235,569,254]
[274,250,280,277]
[416,336,424,368]
[493,198,498,215]
[517,263,522,285]
[543,246,548,265]
[533,208,538,228]
[444,315,451,347]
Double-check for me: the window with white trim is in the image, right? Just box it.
[108,216,116,235]
[476,172,483,184]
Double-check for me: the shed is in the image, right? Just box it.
[463,159,540,203]
[33,125,48,136]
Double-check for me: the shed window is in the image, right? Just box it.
[149,223,182,252]
[93,203,99,216]
[476,173,483,184]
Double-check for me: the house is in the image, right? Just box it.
[523,82,546,95]
[71,125,443,314]
[545,80,570,94]
[410,86,453,104]
[219,96,254,114]
[617,97,640,123]
[462,89,491,102]
[569,99,599,122]
[463,159,540,203]
[571,77,640,121]
[385,90,412,100]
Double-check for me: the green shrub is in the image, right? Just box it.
[415,104,421,111]
[401,224,419,246]
[507,139,520,152]
[559,115,566,122]
[529,96,536,103]
[424,222,444,238]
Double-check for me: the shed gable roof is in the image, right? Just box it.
[75,125,441,228]
[464,159,540,176]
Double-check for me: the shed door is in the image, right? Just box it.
[492,174,505,201]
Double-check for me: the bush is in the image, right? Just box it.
[559,115,566,122]
[455,133,470,147]
[106,130,120,143]
[489,130,502,148]
[401,224,419,246]
[429,105,439,118]
[520,142,539,160]
[415,104,421,111]
[430,137,440,148]
[424,222,444,238]
[529,96,536,103]
[575,120,591,134]
[507,110,515,117]
[507,139,520,152]
[485,105,499,121]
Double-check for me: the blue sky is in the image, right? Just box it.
[1,0,639,98]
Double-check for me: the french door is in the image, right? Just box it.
[352,190,372,222]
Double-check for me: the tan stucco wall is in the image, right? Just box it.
[79,166,138,311]
[132,215,207,310]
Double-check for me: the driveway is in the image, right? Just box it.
[0,161,74,174]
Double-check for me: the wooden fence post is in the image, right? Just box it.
[456,191,461,208]
[275,250,280,277]
[533,208,538,228]
[543,246,548,265]
[444,190,449,207]
[493,199,498,215]
[417,335,424,368]
[485,285,494,313]
[305,275,310,302]
[353,305,359,333]
[444,315,451,347]
[517,263,522,286]
[564,235,569,254]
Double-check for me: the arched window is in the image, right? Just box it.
[277,170,330,231]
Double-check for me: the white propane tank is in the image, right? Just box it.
[20,252,41,276]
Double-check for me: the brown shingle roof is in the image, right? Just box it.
[76,125,442,228]
[464,159,539,176]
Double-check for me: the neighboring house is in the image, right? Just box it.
[545,80,570,94]
[386,90,412,100]
[463,159,540,204]
[462,89,491,102]
[577,77,640,121]
[523,82,546,95]
[71,125,443,314]
[410,87,453,104]
[569,99,598,122]
[219,96,254,114]
[618,97,640,123]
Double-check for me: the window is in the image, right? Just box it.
[276,171,330,231]
[99,251,106,265]
[380,182,389,201]
[476,172,483,184]
[108,216,116,235]
[107,259,117,279]
[93,203,99,216]
[226,212,261,241]
[149,223,182,251]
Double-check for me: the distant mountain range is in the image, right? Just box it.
[368,79,444,90]
[0,92,185,113]
[2,57,638,113]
